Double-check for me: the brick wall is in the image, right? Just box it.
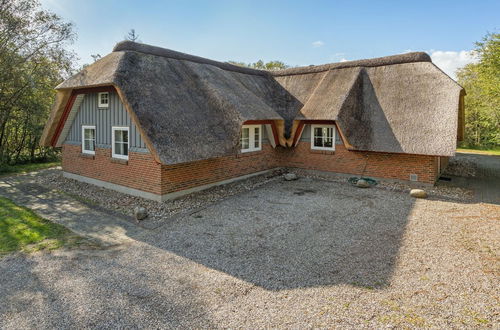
[62,144,163,194]
[276,142,438,184]
[160,144,279,194]
[63,141,440,198]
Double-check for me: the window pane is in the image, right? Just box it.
[241,128,249,139]
[114,129,128,143]
[123,142,128,156]
[241,138,249,149]
[115,142,122,155]
[84,140,90,150]
[324,138,333,148]
[314,137,323,147]
[254,127,260,148]
[326,127,333,138]
[241,127,250,149]
[314,127,323,138]
[114,130,121,143]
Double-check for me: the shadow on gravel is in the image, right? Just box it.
[0,250,216,328]
[440,153,500,205]
[129,179,417,291]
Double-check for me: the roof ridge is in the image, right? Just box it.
[113,41,432,78]
[113,40,269,77]
[271,52,432,76]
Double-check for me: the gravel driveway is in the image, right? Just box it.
[0,176,498,328]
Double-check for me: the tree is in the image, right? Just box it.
[457,33,500,148]
[125,29,140,42]
[0,0,76,164]
[227,59,289,71]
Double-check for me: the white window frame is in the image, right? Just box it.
[112,126,129,160]
[81,125,96,155]
[310,124,335,151]
[240,124,262,153]
[98,92,109,108]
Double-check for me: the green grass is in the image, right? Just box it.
[0,196,82,256]
[457,147,500,156]
[0,161,60,177]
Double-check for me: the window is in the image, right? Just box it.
[240,125,262,153]
[112,127,129,159]
[98,92,109,108]
[82,125,96,155]
[311,124,335,151]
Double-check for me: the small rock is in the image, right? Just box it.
[356,179,370,188]
[284,173,298,181]
[410,189,427,198]
[134,206,148,220]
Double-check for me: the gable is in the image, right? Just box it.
[63,91,149,153]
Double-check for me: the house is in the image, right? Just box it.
[41,41,464,201]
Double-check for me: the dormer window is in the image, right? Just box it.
[98,92,109,108]
[240,125,262,153]
[311,124,335,151]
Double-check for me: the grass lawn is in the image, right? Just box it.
[457,147,500,156]
[0,161,60,177]
[0,196,83,256]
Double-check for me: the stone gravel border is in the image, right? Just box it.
[34,167,474,229]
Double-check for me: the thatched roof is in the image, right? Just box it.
[42,41,463,163]
[274,62,463,155]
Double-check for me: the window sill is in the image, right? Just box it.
[238,149,263,157]
[80,153,95,159]
[111,157,128,165]
[310,149,335,155]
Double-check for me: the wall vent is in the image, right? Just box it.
[410,174,418,182]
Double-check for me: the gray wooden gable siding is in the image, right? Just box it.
[65,92,149,153]
[300,124,343,144]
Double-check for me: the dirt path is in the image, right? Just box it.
[0,171,142,246]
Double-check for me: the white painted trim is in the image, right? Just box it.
[63,168,279,202]
[98,92,109,108]
[81,125,96,155]
[111,126,129,160]
[310,124,335,151]
[241,124,262,153]
[264,124,276,148]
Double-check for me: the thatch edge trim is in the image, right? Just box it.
[40,90,72,146]
[113,86,162,164]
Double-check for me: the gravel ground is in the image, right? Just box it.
[34,168,474,228]
[1,174,498,328]
[34,168,286,228]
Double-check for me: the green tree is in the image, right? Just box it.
[227,59,289,71]
[457,33,500,148]
[0,0,75,164]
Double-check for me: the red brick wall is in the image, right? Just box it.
[276,142,438,184]
[63,141,440,197]
[160,144,279,194]
[62,144,163,194]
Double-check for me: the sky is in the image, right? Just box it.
[40,0,499,79]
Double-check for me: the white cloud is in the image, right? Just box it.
[429,50,478,79]
[312,40,325,48]
[340,58,348,62]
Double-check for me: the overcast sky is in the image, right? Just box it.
[41,0,498,80]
